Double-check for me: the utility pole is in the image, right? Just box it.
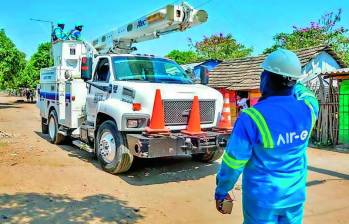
[30,18,54,61]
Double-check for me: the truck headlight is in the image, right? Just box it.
[126,118,147,128]
[127,119,139,128]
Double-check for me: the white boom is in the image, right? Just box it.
[91,2,208,54]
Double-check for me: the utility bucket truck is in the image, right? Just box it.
[37,2,230,174]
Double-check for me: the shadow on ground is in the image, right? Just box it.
[0,193,143,224]
[34,131,220,186]
[0,98,34,110]
[34,131,97,164]
[0,102,19,110]
[308,166,349,180]
[306,165,349,187]
[120,157,220,186]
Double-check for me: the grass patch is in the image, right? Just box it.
[0,141,9,148]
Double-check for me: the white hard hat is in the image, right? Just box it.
[261,49,302,79]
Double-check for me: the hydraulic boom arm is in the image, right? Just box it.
[91,2,208,54]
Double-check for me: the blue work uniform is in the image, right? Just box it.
[52,27,67,41]
[215,83,319,224]
[69,29,82,41]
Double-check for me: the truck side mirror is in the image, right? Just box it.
[100,85,112,93]
[199,66,209,85]
[107,84,113,94]
[184,69,195,82]
[81,57,93,81]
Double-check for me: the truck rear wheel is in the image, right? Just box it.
[96,120,133,174]
[48,110,65,144]
[191,149,224,163]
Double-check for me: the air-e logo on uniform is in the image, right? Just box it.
[277,130,309,146]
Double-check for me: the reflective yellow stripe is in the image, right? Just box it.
[222,152,248,169]
[243,108,275,149]
[299,92,315,99]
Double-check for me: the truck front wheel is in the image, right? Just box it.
[96,120,133,174]
[48,110,65,144]
[191,149,224,163]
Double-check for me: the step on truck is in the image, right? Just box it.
[37,2,230,174]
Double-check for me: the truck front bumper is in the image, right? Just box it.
[126,131,230,158]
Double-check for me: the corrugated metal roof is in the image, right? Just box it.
[181,62,202,71]
[323,68,349,75]
[209,45,347,90]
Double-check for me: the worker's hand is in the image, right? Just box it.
[215,199,225,214]
[215,194,232,214]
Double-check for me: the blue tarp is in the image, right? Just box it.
[193,59,221,79]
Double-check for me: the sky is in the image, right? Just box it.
[0,0,348,59]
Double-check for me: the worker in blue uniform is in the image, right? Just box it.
[68,23,83,41]
[52,20,67,42]
[215,48,319,224]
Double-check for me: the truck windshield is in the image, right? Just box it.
[112,56,192,84]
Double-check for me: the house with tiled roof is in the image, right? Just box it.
[208,45,347,122]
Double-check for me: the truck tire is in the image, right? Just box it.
[191,148,224,163]
[41,118,48,134]
[48,110,65,145]
[96,120,133,174]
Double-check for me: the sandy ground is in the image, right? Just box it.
[0,95,348,224]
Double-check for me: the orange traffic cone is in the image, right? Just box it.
[216,93,232,130]
[145,89,170,134]
[181,96,205,135]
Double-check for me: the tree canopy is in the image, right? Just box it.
[17,42,52,88]
[264,9,349,64]
[0,29,52,90]
[0,29,26,89]
[165,50,199,65]
[189,33,253,61]
[166,33,252,64]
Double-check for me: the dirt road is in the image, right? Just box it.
[0,95,349,224]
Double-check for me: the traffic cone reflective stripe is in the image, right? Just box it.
[145,89,170,134]
[223,107,231,113]
[224,95,229,104]
[181,96,205,135]
[217,93,232,130]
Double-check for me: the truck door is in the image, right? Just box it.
[86,57,112,124]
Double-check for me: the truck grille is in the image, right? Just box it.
[163,100,215,126]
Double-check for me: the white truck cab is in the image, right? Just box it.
[37,2,230,174]
[87,54,223,130]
